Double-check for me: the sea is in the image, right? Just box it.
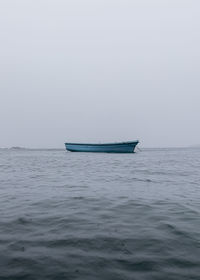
[0,148,199,280]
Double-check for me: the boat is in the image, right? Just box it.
[65,141,139,153]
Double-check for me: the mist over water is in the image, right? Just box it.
[1,0,200,148]
[0,148,200,279]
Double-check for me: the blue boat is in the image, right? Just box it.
[65,141,139,153]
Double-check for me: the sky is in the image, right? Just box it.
[0,0,200,148]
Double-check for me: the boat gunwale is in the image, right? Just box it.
[65,141,139,147]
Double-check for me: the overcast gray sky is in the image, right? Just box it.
[0,0,199,148]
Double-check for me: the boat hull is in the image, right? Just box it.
[65,141,139,153]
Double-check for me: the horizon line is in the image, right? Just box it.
[1,145,200,150]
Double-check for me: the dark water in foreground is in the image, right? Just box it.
[0,148,200,280]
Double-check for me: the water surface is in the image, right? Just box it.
[0,148,200,279]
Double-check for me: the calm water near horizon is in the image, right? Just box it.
[0,148,200,280]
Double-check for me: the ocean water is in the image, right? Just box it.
[0,148,200,280]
